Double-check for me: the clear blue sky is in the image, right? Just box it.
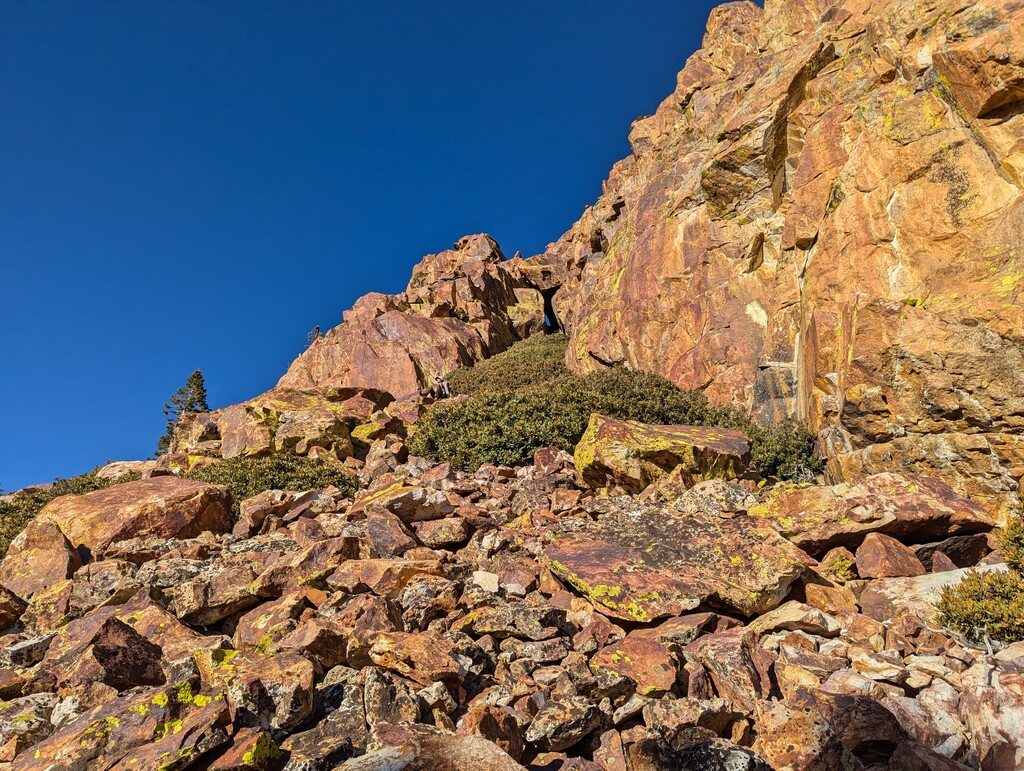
[1,1,728,491]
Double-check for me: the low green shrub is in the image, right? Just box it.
[450,334,572,396]
[937,513,1024,644]
[0,469,142,556]
[411,335,822,478]
[1001,514,1024,574]
[936,568,1024,644]
[185,454,361,513]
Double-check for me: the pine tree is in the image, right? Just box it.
[156,369,209,454]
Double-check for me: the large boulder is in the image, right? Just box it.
[544,497,813,620]
[859,563,1009,624]
[34,477,232,559]
[574,413,751,493]
[747,473,993,555]
[175,387,393,460]
[0,521,82,600]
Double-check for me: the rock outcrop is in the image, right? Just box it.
[520,0,1024,520]
[280,234,546,397]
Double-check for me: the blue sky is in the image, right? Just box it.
[1,1,727,490]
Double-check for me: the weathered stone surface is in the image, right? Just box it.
[545,497,813,620]
[754,698,853,770]
[855,533,926,579]
[523,0,1024,518]
[177,387,393,460]
[574,414,750,493]
[352,482,455,522]
[341,724,525,770]
[277,235,545,399]
[859,564,1008,624]
[35,477,232,558]
[748,474,993,555]
[368,632,464,687]
[0,520,81,600]
[590,630,677,697]
[524,696,601,752]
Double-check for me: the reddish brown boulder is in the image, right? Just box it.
[855,533,926,579]
[35,477,232,558]
[14,679,230,770]
[748,474,993,555]
[276,235,545,400]
[574,414,750,493]
[0,520,81,600]
[590,630,677,697]
[458,705,525,762]
[545,498,813,620]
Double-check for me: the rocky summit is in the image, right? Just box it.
[3,0,1024,769]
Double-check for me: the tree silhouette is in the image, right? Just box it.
[156,369,209,454]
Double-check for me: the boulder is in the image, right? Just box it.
[747,474,993,555]
[34,477,232,559]
[545,497,813,620]
[0,520,82,600]
[855,533,926,579]
[277,235,546,399]
[574,414,750,493]
[859,564,1009,624]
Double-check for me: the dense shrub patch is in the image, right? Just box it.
[411,335,822,478]
[185,454,361,513]
[0,469,142,556]
[937,514,1024,644]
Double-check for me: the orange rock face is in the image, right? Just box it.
[278,234,546,398]
[519,0,1024,518]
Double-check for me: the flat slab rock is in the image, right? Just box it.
[747,473,993,555]
[31,477,233,560]
[859,563,1009,624]
[544,497,814,620]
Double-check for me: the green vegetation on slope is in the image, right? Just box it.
[184,454,361,514]
[411,335,822,478]
[937,513,1024,643]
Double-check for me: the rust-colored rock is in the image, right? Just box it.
[574,414,750,493]
[545,497,813,620]
[278,235,545,398]
[747,473,993,555]
[590,630,677,697]
[0,520,81,600]
[855,533,926,579]
[35,477,232,559]
[522,0,1024,519]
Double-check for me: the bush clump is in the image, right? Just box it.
[410,334,822,478]
[0,469,142,556]
[450,334,573,396]
[184,454,361,514]
[937,513,1024,644]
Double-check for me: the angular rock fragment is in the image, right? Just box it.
[545,497,812,620]
[574,414,750,493]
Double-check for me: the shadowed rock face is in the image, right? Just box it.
[518,0,1024,518]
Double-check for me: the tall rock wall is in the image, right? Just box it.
[526,0,1024,518]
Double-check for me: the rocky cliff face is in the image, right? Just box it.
[4,2,1024,768]
[211,0,1024,521]
[529,0,1024,520]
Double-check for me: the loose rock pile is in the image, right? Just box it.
[0,435,1019,769]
